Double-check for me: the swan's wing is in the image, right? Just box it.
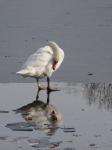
[22,46,53,69]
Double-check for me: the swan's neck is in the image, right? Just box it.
[48,42,60,62]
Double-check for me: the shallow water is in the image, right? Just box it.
[0,82,112,150]
[0,0,112,83]
[0,0,112,149]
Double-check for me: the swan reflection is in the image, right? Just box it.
[15,91,63,135]
[84,83,112,110]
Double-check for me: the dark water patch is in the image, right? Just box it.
[89,143,96,147]
[61,127,76,133]
[73,133,82,137]
[88,72,93,76]
[66,140,73,143]
[5,122,33,131]
[81,108,85,111]
[4,56,11,58]
[0,136,8,141]
[94,134,102,138]
[0,110,9,113]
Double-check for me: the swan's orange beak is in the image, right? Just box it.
[52,61,58,70]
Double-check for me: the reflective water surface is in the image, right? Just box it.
[0,0,112,83]
[12,91,63,136]
[0,82,112,150]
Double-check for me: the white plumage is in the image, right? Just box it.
[16,41,64,94]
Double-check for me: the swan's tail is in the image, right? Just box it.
[16,69,29,76]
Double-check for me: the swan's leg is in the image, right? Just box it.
[36,78,40,89]
[47,77,51,92]
[47,89,50,105]
[36,78,40,101]
[47,77,60,92]
[36,87,40,101]
[36,78,46,91]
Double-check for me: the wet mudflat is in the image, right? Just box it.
[0,82,112,150]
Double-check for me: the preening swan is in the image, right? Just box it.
[16,41,64,94]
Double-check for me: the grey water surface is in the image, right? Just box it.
[0,0,112,83]
[0,83,112,150]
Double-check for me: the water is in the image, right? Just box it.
[0,0,112,149]
[0,0,112,82]
[0,82,112,150]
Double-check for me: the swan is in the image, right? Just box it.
[16,41,64,93]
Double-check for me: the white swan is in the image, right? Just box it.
[16,41,64,92]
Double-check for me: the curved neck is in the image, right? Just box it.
[48,42,59,52]
[48,42,60,62]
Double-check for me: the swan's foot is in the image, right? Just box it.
[47,87,60,92]
[38,86,60,92]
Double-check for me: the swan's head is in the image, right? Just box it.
[48,41,64,70]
